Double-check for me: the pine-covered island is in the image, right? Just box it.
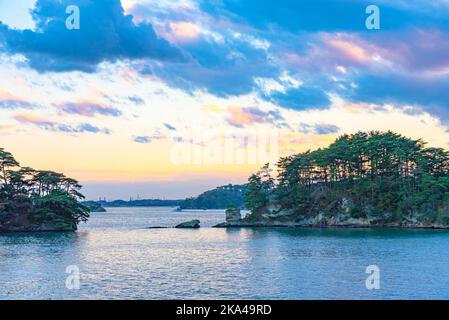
[0,148,89,232]
[221,131,449,229]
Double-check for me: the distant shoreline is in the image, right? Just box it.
[93,199,184,208]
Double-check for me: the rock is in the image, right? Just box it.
[226,208,241,222]
[175,219,200,228]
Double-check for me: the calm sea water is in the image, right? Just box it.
[1,206,449,300]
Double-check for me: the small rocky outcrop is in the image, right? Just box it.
[226,208,242,222]
[175,219,200,228]
[214,208,245,227]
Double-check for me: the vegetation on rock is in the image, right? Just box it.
[244,131,449,227]
[0,148,89,232]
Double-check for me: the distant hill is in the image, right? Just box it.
[181,184,247,210]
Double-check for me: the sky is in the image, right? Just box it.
[1,0,449,200]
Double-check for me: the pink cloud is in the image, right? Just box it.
[169,22,201,43]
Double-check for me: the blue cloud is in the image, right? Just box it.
[347,73,449,121]
[265,87,331,110]
[314,124,340,135]
[134,136,151,144]
[0,99,34,109]
[163,123,176,131]
[133,130,165,144]
[299,123,340,135]
[77,123,105,134]
[128,95,145,105]
[0,0,185,72]
[51,123,110,134]
[14,115,111,134]
[141,35,279,97]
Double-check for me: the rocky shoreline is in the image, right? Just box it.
[213,221,449,229]
[0,224,76,233]
[0,210,77,233]
[213,209,449,229]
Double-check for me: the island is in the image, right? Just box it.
[218,131,449,229]
[181,184,246,210]
[0,148,90,232]
[82,201,107,212]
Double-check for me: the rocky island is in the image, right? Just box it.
[0,148,90,232]
[83,201,107,212]
[217,131,449,229]
[181,184,246,210]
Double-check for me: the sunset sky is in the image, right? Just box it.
[1,0,449,200]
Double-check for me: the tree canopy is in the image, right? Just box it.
[0,148,89,231]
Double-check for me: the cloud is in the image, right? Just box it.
[226,106,286,128]
[138,33,279,97]
[57,101,122,117]
[14,114,111,134]
[314,124,340,135]
[168,21,201,43]
[2,0,449,126]
[128,95,145,105]
[163,123,176,131]
[347,73,449,121]
[272,30,449,119]
[0,99,34,109]
[0,90,34,109]
[0,0,185,72]
[299,123,340,135]
[266,86,331,110]
[133,130,165,144]
[133,136,151,144]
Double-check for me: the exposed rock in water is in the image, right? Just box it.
[175,219,200,228]
[226,208,242,222]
